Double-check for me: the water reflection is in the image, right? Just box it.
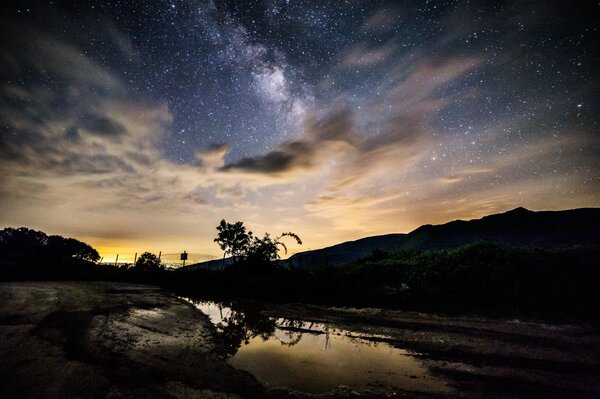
[189,300,278,357]
[181,298,451,394]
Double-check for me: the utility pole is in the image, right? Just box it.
[133,252,137,266]
[114,254,119,267]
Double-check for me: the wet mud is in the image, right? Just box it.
[1,282,598,398]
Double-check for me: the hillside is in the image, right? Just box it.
[180,257,233,272]
[285,234,407,268]
[287,207,600,267]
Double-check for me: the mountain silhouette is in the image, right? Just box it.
[182,207,599,271]
[287,207,600,268]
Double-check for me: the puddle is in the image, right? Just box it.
[181,298,452,394]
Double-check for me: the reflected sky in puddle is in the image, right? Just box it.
[181,298,452,394]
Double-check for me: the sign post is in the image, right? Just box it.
[180,251,188,267]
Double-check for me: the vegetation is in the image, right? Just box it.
[165,242,600,322]
[214,220,254,264]
[134,252,164,272]
[0,227,99,274]
[1,224,599,322]
[214,219,302,268]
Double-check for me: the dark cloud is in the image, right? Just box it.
[219,106,426,184]
[222,150,297,174]
[221,109,354,174]
[80,115,126,138]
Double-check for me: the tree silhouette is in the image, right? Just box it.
[247,232,303,264]
[0,227,100,267]
[214,220,254,264]
[134,252,163,272]
[48,235,100,262]
[214,220,302,267]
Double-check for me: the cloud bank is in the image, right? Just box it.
[0,3,597,259]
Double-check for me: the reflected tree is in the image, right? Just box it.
[188,298,309,358]
[211,303,278,358]
[276,319,306,346]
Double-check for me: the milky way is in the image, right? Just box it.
[1,1,598,259]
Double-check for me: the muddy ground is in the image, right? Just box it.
[254,302,600,398]
[1,281,598,398]
[0,281,263,399]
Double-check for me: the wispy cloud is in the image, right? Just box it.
[340,43,394,68]
[1,3,597,259]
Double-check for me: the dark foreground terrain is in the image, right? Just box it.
[0,281,262,399]
[1,281,599,398]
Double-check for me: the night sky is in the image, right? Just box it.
[1,0,598,260]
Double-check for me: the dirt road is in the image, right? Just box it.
[2,281,598,398]
[0,281,262,398]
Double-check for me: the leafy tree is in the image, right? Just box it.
[48,235,100,262]
[134,252,163,272]
[0,227,48,253]
[214,220,254,264]
[247,232,303,264]
[214,220,302,266]
[0,227,100,266]
[65,238,100,261]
